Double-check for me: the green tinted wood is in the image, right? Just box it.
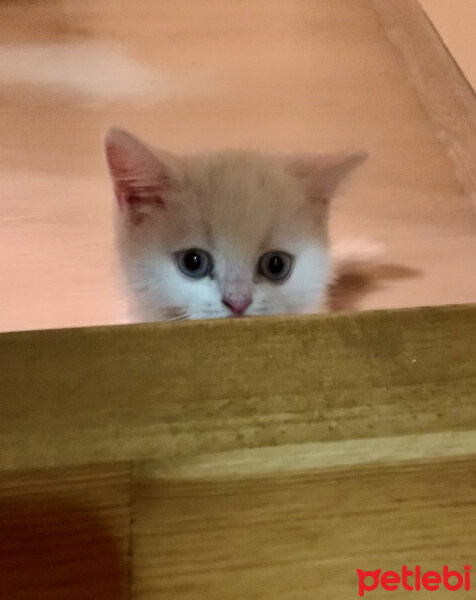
[1,304,475,471]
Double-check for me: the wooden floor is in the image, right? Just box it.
[0,0,475,332]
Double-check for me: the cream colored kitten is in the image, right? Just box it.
[104,127,368,321]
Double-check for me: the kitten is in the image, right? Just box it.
[104,127,368,321]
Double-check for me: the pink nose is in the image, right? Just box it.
[222,295,252,316]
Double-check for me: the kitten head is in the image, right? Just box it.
[104,127,367,321]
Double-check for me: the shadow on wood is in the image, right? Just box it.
[0,499,127,599]
[0,464,131,599]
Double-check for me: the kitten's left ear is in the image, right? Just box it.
[104,127,180,223]
[287,151,368,204]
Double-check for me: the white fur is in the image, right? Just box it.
[105,128,367,321]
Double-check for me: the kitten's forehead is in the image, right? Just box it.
[183,150,310,253]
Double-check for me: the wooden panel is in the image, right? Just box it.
[373,0,476,209]
[131,457,476,599]
[1,304,476,471]
[0,463,132,599]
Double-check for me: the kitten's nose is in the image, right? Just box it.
[222,295,252,316]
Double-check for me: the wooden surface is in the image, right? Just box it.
[0,463,131,600]
[373,0,476,208]
[133,457,476,599]
[1,304,476,598]
[2,454,475,599]
[1,0,476,331]
[1,304,476,472]
[419,0,476,90]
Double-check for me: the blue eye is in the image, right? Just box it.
[259,251,293,281]
[176,248,213,279]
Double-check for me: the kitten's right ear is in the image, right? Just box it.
[287,151,368,203]
[104,127,179,223]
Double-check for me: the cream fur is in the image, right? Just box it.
[104,127,367,321]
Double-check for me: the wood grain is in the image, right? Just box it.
[135,429,476,480]
[132,456,476,599]
[372,0,476,209]
[1,304,476,471]
[0,463,132,600]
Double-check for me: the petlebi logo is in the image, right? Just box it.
[356,564,471,597]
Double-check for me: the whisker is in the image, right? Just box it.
[165,312,189,322]
[161,305,189,322]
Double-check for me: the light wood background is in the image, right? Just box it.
[0,0,475,332]
[420,0,476,89]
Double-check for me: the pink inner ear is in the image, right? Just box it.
[117,189,165,211]
[105,144,129,178]
[105,128,173,216]
[105,138,152,183]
